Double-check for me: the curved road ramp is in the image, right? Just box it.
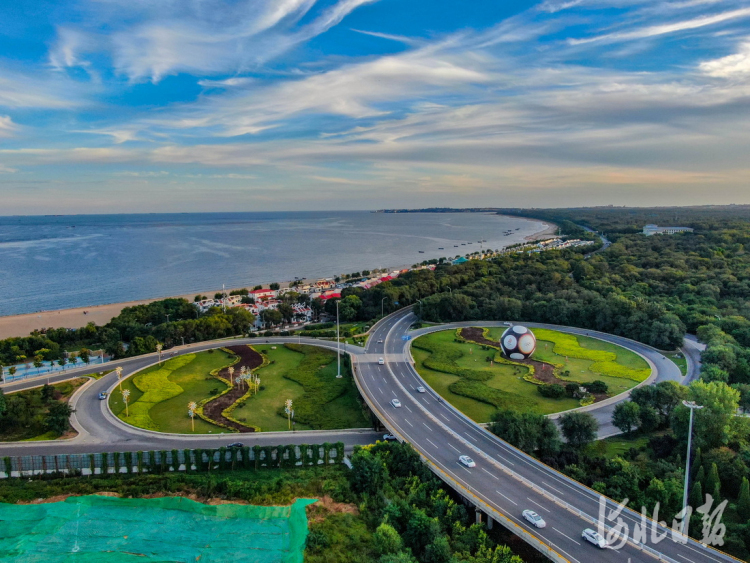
[0,495,316,562]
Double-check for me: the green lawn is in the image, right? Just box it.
[666,352,688,376]
[412,328,647,423]
[231,345,312,432]
[231,344,369,431]
[110,350,235,434]
[110,345,368,434]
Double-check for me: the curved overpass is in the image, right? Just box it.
[357,309,736,563]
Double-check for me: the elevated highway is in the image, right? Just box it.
[357,309,736,563]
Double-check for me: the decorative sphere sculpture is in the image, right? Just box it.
[500,326,536,360]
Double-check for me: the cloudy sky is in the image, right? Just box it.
[1,0,749,214]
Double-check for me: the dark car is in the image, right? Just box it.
[227,442,244,449]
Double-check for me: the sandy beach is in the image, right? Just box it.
[0,216,555,340]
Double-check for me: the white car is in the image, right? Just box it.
[416,386,426,393]
[378,357,385,365]
[391,399,402,408]
[458,455,476,468]
[377,339,383,343]
[582,528,608,548]
[522,510,546,528]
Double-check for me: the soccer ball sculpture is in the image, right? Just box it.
[500,326,536,360]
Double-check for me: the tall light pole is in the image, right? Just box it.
[681,400,704,534]
[381,297,387,318]
[336,299,342,378]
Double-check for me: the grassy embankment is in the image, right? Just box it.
[412,327,649,422]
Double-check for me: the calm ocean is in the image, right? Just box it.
[0,211,545,316]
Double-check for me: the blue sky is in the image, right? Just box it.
[1,0,749,214]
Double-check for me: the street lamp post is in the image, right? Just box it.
[336,300,342,378]
[381,297,387,318]
[681,400,704,534]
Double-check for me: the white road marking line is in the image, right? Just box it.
[405,419,413,427]
[440,413,449,421]
[552,528,581,546]
[497,455,515,466]
[405,405,413,413]
[676,554,696,563]
[448,443,461,453]
[460,465,472,474]
[495,490,517,505]
[423,422,431,430]
[465,432,478,442]
[481,467,498,480]
[682,544,723,563]
[426,438,438,449]
[542,481,566,496]
[527,498,551,513]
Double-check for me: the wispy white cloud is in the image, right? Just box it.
[50,0,380,82]
[0,115,18,137]
[569,6,750,44]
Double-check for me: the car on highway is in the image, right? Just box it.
[522,510,546,528]
[377,339,383,343]
[383,434,397,441]
[458,455,476,468]
[582,528,607,548]
[98,392,107,400]
[378,357,385,364]
[416,386,426,393]
[391,399,402,408]
[227,442,244,449]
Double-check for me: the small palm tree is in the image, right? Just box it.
[122,389,131,417]
[228,366,235,385]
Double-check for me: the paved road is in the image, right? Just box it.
[357,309,733,563]
[0,337,379,456]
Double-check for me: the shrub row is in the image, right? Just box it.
[449,379,533,411]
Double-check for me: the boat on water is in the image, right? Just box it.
[418,251,425,253]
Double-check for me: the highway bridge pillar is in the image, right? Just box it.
[475,510,482,525]
[487,516,493,530]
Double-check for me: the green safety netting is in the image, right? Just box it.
[0,495,317,562]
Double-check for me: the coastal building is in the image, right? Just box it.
[643,224,694,236]
[249,288,278,301]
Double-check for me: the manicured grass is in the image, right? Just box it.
[231,345,312,432]
[595,431,667,459]
[231,344,369,431]
[111,345,368,434]
[413,328,645,422]
[110,351,235,434]
[666,352,688,376]
[149,349,236,434]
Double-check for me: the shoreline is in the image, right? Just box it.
[0,214,554,340]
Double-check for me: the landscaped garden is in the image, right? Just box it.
[110,344,369,434]
[411,327,651,422]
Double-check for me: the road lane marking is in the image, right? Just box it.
[465,432,478,442]
[552,528,581,546]
[541,481,566,496]
[495,490,517,505]
[404,405,412,413]
[423,422,431,430]
[460,465,472,474]
[676,555,696,563]
[405,419,413,427]
[481,467,499,480]
[497,455,515,466]
[440,413,449,421]
[527,498,551,513]
[448,443,461,453]
[426,438,438,449]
